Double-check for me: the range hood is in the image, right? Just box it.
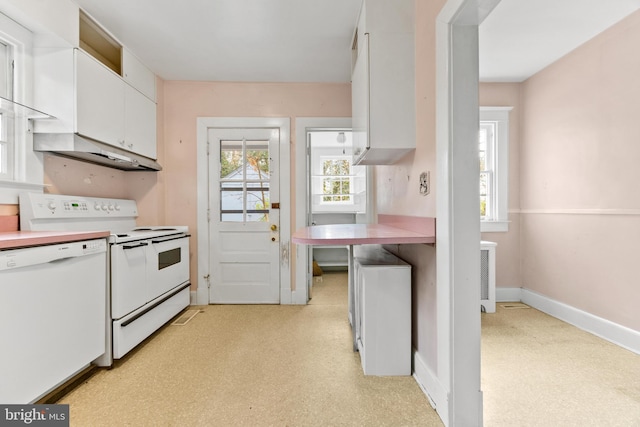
[33,133,162,171]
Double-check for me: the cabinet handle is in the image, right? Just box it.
[119,140,125,146]
[127,143,133,149]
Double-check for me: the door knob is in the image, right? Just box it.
[271,224,277,231]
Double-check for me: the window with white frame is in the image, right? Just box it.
[480,107,512,232]
[0,40,13,181]
[0,12,45,204]
[320,156,352,204]
[309,130,366,213]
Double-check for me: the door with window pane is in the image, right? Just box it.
[208,128,280,303]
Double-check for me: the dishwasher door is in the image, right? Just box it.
[0,239,107,404]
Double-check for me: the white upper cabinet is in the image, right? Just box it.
[76,49,125,147]
[351,0,415,165]
[124,84,156,159]
[123,49,156,102]
[32,8,158,160]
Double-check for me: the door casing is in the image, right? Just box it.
[196,117,291,305]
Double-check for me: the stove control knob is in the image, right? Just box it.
[108,204,114,211]
[48,201,56,211]
[101,203,108,211]
[114,204,121,211]
[94,203,101,211]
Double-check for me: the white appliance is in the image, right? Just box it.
[0,239,107,403]
[19,192,190,366]
[353,246,411,376]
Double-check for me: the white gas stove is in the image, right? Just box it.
[19,193,191,367]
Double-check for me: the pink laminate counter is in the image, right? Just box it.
[292,220,435,246]
[0,231,110,250]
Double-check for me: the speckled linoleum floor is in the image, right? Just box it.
[58,273,640,426]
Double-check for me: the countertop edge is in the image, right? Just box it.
[0,231,111,250]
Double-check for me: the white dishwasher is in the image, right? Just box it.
[0,239,107,403]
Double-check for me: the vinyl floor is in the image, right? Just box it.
[58,272,640,426]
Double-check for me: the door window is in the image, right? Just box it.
[220,139,270,222]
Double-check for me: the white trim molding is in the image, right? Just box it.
[493,287,640,355]
[413,349,448,424]
[519,208,640,216]
[495,287,523,302]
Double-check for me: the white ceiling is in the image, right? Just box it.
[479,0,640,82]
[73,0,362,83]
[73,0,640,84]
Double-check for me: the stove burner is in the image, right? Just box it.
[116,234,129,237]
[134,228,152,231]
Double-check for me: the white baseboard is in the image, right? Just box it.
[496,287,522,302]
[194,286,209,305]
[519,288,640,355]
[190,291,198,306]
[413,348,449,426]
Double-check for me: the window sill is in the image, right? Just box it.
[481,220,509,233]
[0,180,48,204]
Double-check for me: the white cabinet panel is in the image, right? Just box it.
[123,48,156,101]
[354,246,411,376]
[76,49,125,148]
[125,85,157,159]
[351,0,415,165]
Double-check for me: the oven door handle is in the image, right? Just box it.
[121,242,149,250]
[151,234,190,244]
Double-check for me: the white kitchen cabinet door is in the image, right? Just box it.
[123,48,156,101]
[76,49,125,148]
[351,33,369,164]
[125,85,157,159]
[350,0,415,166]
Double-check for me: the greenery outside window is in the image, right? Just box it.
[321,157,352,204]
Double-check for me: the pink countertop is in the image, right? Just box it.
[292,223,435,245]
[0,231,111,250]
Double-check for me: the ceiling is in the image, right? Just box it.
[479,0,640,82]
[73,0,640,84]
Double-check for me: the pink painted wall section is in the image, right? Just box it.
[375,0,439,220]
[479,83,522,288]
[162,81,351,290]
[520,10,640,331]
[380,0,445,374]
[0,205,18,231]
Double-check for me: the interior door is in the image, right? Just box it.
[208,128,280,303]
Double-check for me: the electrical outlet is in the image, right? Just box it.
[419,171,430,196]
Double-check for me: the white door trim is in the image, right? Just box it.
[435,0,501,426]
[294,117,352,304]
[196,117,291,305]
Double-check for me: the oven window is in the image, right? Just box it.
[158,248,181,270]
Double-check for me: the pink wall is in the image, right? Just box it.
[479,83,522,288]
[519,11,640,331]
[379,0,445,371]
[162,81,352,289]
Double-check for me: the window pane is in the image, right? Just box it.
[219,139,270,223]
[0,42,9,100]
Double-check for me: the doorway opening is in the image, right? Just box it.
[294,118,372,304]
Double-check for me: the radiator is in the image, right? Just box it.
[480,241,497,313]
